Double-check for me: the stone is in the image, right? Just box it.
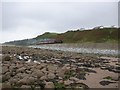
[58,80,64,84]
[2,82,11,88]
[47,65,58,73]
[47,73,56,80]
[18,76,35,85]
[99,80,116,86]
[64,79,74,86]
[18,56,23,60]
[33,60,41,64]
[21,85,31,88]
[40,76,48,80]
[16,73,27,79]
[111,76,119,81]
[16,67,26,73]
[2,73,11,82]
[3,56,11,61]
[9,78,18,85]
[28,76,36,84]
[15,64,23,69]
[18,77,28,85]
[2,66,9,74]
[69,77,79,82]
[44,82,55,88]
[34,70,44,78]
[0,75,2,83]
[25,70,32,74]
[57,65,70,77]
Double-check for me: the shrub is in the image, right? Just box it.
[54,83,65,89]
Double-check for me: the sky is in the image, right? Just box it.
[0,0,119,43]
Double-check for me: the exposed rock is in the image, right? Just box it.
[47,73,56,80]
[40,76,48,80]
[101,67,108,70]
[64,79,74,86]
[16,73,28,79]
[111,76,119,81]
[44,82,55,88]
[3,56,11,61]
[18,76,35,85]
[18,77,29,85]
[33,60,41,64]
[99,80,116,86]
[0,75,2,83]
[57,64,70,77]
[9,78,18,85]
[25,70,32,74]
[28,76,36,84]
[16,67,26,73]
[2,66,9,74]
[41,68,48,74]
[47,65,58,73]
[2,82,11,88]
[69,77,79,82]
[34,70,44,78]
[20,85,31,88]
[2,73,11,82]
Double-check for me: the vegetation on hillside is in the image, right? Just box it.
[36,27,119,43]
[4,27,119,45]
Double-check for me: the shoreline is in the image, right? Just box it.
[1,43,119,57]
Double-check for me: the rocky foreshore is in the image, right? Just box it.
[1,46,119,89]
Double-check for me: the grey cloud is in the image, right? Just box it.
[1,2,118,43]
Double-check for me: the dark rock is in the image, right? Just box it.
[44,82,55,88]
[16,67,26,73]
[99,80,116,86]
[2,72,11,82]
[2,82,11,88]
[2,66,9,74]
[3,56,11,61]
[33,69,44,78]
[18,76,35,85]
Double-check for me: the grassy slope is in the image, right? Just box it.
[36,32,58,40]
[36,28,119,43]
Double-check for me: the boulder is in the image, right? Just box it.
[44,82,55,88]
[16,67,26,73]
[64,79,74,86]
[47,65,58,73]
[34,70,44,78]
[21,85,31,88]
[40,76,48,80]
[2,66,9,74]
[57,65,70,77]
[9,78,18,85]
[111,76,119,81]
[99,80,116,86]
[18,77,29,85]
[18,76,35,85]
[69,77,79,82]
[2,73,11,82]
[47,73,56,80]
[2,82,11,88]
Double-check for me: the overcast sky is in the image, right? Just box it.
[1,0,118,43]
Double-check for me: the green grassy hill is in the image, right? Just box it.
[4,27,119,45]
[36,27,119,43]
